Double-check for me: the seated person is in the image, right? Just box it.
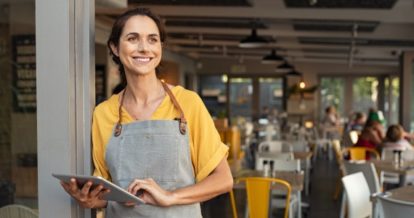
[354,119,384,149]
[347,111,366,132]
[382,124,413,151]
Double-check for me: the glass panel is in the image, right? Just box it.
[229,78,253,122]
[258,77,283,122]
[198,75,227,118]
[320,77,345,118]
[384,76,399,125]
[0,2,38,209]
[352,77,379,115]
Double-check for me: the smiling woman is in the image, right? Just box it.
[58,8,233,218]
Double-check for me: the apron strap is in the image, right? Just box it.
[114,89,126,137]
[114,80,187,137]
[161,80,187,135]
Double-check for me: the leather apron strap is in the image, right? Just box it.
[114,80,187,137]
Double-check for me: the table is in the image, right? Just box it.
[386,185,414,202]
[371,160,414,186]
[232,168,304,218]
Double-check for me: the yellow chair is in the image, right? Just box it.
[342,147,380,160]
[230,177,292,218]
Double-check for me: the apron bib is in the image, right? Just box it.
[104,82,201,218]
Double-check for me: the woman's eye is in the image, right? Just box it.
[128,37,138,42]
[148,37,158,43]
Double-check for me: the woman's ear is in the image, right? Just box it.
[109,43,119,57]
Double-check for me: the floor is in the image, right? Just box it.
[201,157,342,218]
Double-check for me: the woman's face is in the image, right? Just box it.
[113,15,162,76]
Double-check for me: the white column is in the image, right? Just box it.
[36,0,95,217]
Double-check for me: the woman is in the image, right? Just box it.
[354,119,384,149]
[60,8,233,217]
[382,124,413,151]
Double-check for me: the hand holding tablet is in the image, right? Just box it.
[52,173,145,204]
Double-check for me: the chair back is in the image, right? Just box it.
[343,161,381,194]
[343,147,380,160]
[381,147,395,161]
[0,204,38,218]
[402,150,414,161]
[290,140,310,152]
[258,141,292,153]
[341,172,372,218]
[272,159,301,172]
[377,194,414,218]
[238,177,291,218]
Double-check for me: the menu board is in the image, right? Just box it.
[12,35,36,112]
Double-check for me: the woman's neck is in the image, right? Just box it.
[124,73,163,105]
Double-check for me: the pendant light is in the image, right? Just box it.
[239,28,268,48]
[275,61,293,72]
[285,68,303,77]
[262,49,284,64]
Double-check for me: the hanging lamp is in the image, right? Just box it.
[262,49,284,64]
[239,28,268,48]
[275,61,293,72]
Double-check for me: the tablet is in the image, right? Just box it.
[52,173,145,204]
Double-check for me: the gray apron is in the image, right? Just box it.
[104,82,202,218]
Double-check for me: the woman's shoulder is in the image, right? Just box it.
[93,94,119,119]
[171,85,202,103]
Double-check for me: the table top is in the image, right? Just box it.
[386,185,414,203]
[233,169,304,192]
[371,160,414,175]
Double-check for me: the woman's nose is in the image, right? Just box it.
[137,40,148,51]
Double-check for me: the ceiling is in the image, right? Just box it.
[96,0,414,66]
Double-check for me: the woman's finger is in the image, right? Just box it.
[80,181,93,198]
[89,185,103,197]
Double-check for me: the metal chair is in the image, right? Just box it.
[342,147,380,160]
[376,193,414,218]
[231,177,292,218]
[341,172,372,218]
[341,161,381,218]
[0,204,38,218]
[258,140,292,153]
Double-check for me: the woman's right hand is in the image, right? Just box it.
[60,178,110,209]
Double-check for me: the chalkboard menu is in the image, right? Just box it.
[12,35,36,112]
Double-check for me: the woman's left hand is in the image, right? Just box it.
[126,178,176,207]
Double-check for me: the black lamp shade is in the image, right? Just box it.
[286,68,303,77]
[262,49,284,64]
[239,28,268,48]
[275,61,293,72]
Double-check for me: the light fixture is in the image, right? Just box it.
[285,68,303,77]
[262,49,284,64]
[239,28,268,48]
[299,80,306,89]
[275,61,294,72]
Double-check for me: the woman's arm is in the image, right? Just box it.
[127,157,233,206]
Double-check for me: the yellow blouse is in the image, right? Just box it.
[92,86,228,182]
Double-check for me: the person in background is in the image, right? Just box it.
[382,124,413,151]
[347,111,366,132]
[354,119,385,149]
[321,105,340,139]
[58,8,232,217]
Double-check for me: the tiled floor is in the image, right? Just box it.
[201,157,341,218]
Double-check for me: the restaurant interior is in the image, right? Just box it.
[1,0,414,217]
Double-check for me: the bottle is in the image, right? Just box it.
[269,160,275,177]
[263,160,270,177]
[393,150,399,165]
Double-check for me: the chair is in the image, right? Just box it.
[258,140,292,153]
[376,193,414,218]
[341,161,381,218]
[332,139,345,200]
[342,147,380,160]
[0,204,38,218]
[341,172,372,218]
[231,177,292,218]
